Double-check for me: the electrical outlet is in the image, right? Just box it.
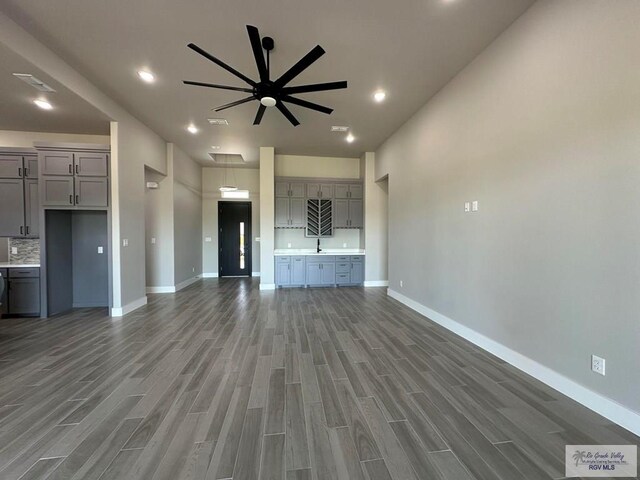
[11,247,18,255]
[591,355,606,376]
[287,243,292,248]
[151,237,156,244]
[205,237,212,242]
[343,243,347,248]
[464,202,470,212]
[192,267,195,273]
[122,239,129,247]
[472,200,479,212]
[97,246,104,254]
[400,280,404,288]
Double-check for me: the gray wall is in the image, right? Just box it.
[144,166,174,288]
[376,0,640,413]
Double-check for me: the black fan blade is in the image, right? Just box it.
[282,95,333,114]
[247,25,268,82]
[183,80,254,93]
[253,105,267,125]
[187,43,257,87]
[276,102,300,126]
[274,45,325,88]
[282,81,348,95]
[214,96,255,112]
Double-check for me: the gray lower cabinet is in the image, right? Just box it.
[7,269,40,316]
[306,256,335,285]
[0,179,25,236]
[350,261,364,284]
[275,256,306,286]
[42,176,75,206]
[276,254,364,287]
[0,269,7,316]
[291,256,306,285]
[276,260,291,286]
[334,199,363,228]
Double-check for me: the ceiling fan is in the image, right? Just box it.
[183,25,347,126]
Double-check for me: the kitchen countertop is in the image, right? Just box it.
[0,263,41,268]
[273,249,365,256]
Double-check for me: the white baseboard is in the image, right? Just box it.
[364,280,389,287]
[252,272,261,277]
[175,276,200,292]
[387,288,640,437]
[146,286,176,294]
[202,272,218,278]
[111,296,147,317]
[259,283,276,291]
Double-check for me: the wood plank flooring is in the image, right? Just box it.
[0,278,637,479]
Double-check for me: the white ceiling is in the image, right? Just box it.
[0,0,534,164]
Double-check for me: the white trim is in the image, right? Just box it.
[146,286,176,294]
[259,283,276,291]
[175,276,200,292]
[202,272,219,278]
[252,272,261,277]
[364,280,389,287]
[387,288,640,437]
[110,295,147,317]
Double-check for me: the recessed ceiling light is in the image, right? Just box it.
[346,134,355,143]
[187,124,199,134]
[137,70,155,83]
[374,90,386,103]
[33,99,53,110]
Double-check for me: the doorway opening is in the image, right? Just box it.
[218,201,252,277]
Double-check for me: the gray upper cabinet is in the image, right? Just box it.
[335,183,362,199]
[306,183,333,199]
[275,182,289,197]
[349,199,363,228]
[0,155,23,178]
[75,177,108,207]
[334,198,363,228]
[0,179,25,236]
[41,152,74,176]
[275,197,305,228]
[24,179,39,237]
[74,152,108,176]
[42,176,74,206]
[24,156,38,178]
[276,181,305,198]
[275,197,290,227]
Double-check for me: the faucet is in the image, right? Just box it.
[317,238,322,253]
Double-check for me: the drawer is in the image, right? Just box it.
[336,262,350,273]
[350,256,363,262]
[306,255,335,263]
[276,256,291,263]
[9,268,40,278]
[336,273,351,284]
[336,256,350,262]
[291,256,305,263]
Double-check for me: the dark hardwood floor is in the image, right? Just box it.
[0,278,637,480]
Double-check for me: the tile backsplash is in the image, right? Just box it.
[8,238,40,264]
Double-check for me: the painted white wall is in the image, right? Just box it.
[144,165,174,288]
[275,154,360,178]
[0,130,110,147]
[376,0,640,420]
[202,167,260,276]
[260,148,275,288]
[360,152,388,283]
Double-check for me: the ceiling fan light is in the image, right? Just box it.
[260,96,277,107]
[219,185,238,192]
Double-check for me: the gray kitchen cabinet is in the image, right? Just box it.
[276,261,291,286]
[276,181,305,198]
[74,152,108,176]
[24,179,39,237]
[0,179,25,236]
[0,155,23,178]
[334,199,363,228]
[25,156,38,178]
[335,183,362,199]
[350,260,364,284]
[306,256,336,285]
[41,151,74,176]
[276,256,306,287]
[8,277,40,316]
[75,177,108,207]
[306,263,322,285]
[291,256,306,285]
[42,176,75,206]
[0,269,7,317]
[275,197,305,228]
[306,183,333,199]
[320,262,336,284]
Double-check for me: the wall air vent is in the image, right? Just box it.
[12,73,56,92]
[207,118,229,125]
[331,126,349,132]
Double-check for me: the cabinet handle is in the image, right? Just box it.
[68,164,73,174]
[18,167,22,177]
[26,226,29,235]
[75,195,79,205]
[20,226,23,235]
[75,164,79,174]
[24,167,29,177]
[69,194,73,204]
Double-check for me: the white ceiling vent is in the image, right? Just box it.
[13,73,56,93]
[331,126,349,132]
[207,118,229,125]
[208,153,245,165]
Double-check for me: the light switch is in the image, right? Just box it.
[97,246,104,254]
[205,237,212,242]
[122,239,129,247]
[151,237,156,244]
[464,202,470,213]
[256,237,261,242]
[472,201,479,212]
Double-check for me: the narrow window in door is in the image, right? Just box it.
[239,222,245,270]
